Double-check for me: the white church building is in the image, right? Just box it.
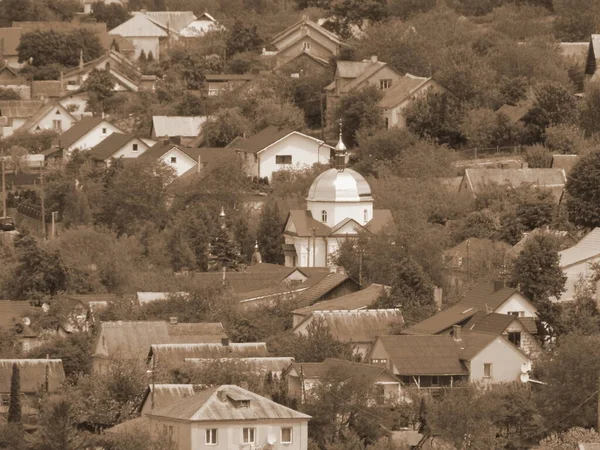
[282,131,394,267]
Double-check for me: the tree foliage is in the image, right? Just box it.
[8,364,22,425]
[257,199,284,264]
[566,150,600,228]
[335,85,384,148]
[88,2,131,30]
[17,29,103,67]
[225,20,263,57]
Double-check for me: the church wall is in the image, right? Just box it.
[307,200,373,228]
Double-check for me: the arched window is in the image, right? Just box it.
[321,210,327,223]
[364,209,368,223]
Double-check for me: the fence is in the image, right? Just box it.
[454,145,524,160]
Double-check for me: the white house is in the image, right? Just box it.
[0,100,43,137]
[109,13,167,60]
[379,74,445,129]
[18,102,78,134]
[88,132,152,165]
[556,228,600,302]
[112,384,311,450]
[53,117,123,158]
[229,126,332,182]
[282,133,393,267]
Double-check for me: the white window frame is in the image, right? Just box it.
[205,428,217,445]
[52,120,62,131]
[276,155,292,165]
[132,143,138,151]
[379,79,392,89]
[243,427,256,444]
[303,41,311,50]
[483,363,492,378]
[281,427,293,444]
[321,210,327,223]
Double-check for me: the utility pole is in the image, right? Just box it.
[51,211,58,239]
[1,158,6,218]
[40,162,46,239]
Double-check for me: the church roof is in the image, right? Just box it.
[285,210,393,237]
[306,168,373,203]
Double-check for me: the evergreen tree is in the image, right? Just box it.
[8,363,22,425]
[147,51,154,62]
[257,199,284,265]
[209,214,244,271]
[566,150,600,228]
[138,49,147,62]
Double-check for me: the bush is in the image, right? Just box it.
[524,144,553,168]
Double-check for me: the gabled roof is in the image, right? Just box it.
[378,73,433,109]
[88,132,137,161]
[230,126,295,154]
[93,321,228,360]
[559,42,589,60]
[185,357,294,374]
[31,80,64,99]
[459,282,525,311]
[0,28,22,57]
[405,303,479,335]
[271,17,341,47]
[134,11,196,33]
[152,116,208,138]
[285,210,331,237]
[53,116,107,148]
[0,100,43,118]
[291,272,355,306]
[287,357,397,381]
[148,384,311,421]
[294,309,403,343]
[109,14,168,38]
[559,228,600,268]
[20,102,76,133]
[496,104,530,123]
[139,383,198,413]
[462,311,518,335]
[292,283,387,317]
[147,343,269,366]
[0,359,65,393]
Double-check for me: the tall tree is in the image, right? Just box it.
[7,363,22,425]
[257,199,284,264]
[566,150,600,228]
[226,20,263,57]
[89,2,131,30]
[336,85,384,148]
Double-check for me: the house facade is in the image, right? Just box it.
[55,117,123,158]
[0,100,43,137]
[19,103,78,134]
[88,132,151,165]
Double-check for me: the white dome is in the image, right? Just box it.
[307,168,373,203]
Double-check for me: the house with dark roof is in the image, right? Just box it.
[0,300,41,352]
[379,73,445,129]
[404,281,540,356]
[291,283,388,327]
[147,342,269,369]
[0,100,43,137]
[285,357,401,404]
[263,16,342,74]
[92,321,229,374]
[87,132,152,165]
[368,328,531,388]
[228,125,332,182]
[325,56,402,127]
[293,309,403,357]
[140,141,235,177]
[458,168,568,204]
[115,384,310,450]
[51,116,123,158]
[18,101,78,135]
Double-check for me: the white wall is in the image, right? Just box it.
[258,133,330,181]
[111,137,149,161]
[496,293,537,317]
[158,148,196,177]
[468,337,529,384]
[131,36,160,59]
[559,259,600,302]
[307,200,374,230]
[59,94,89,114]
[67,121,122,155]
[29,106,76,133]
[383,80,445,129]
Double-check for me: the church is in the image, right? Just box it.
[282,129,394,268]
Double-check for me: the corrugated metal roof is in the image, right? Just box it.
[148,342,268,365]
[559,42,589,60]
[295,309,403,343]
[136,11,196,33]
[291,273,354,306]
[335,60,374,79]
[293,283,387,317]
[185,357,294,374]
[151,116,208,138]
[288,357,395,381]
[0,100,43,118]
[139,383,198,414]
[109,14,168,37]
[148,384,311,421]
[379,73,432,109]
[559,228,600,267]
[0,359,65,393]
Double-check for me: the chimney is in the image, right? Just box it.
[169,316,178,325]
[221,337,230,346]
[452,325,462,342]
[163,138,170,146]
[371,55,378,63]
[170,136,181,145]
[494,280,505,292]
[433,287,443,310]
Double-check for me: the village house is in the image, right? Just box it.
[291,283,388,327]
[18,101,78,134]
[368,327,531,388]
[292,309,403,358]
[285,358,401,404]
[263,16,342,74]
[458,168,568,203]
[229,126,333,182]
[138,384,199,416]
[151,116,209,146]
[146,342,269,368]
[0,359,66,417]
[185,357,294,379]
[50,116,123,159]
[87,132,152,165]
[92,320,229,374]
[379,73,445,129]
[205,74,256,97]
[325,56,402,127]
[0,100,43,137]
[404,281,541,357]
[555,228,600,303]
[115,385,311,450]
[283,134,393,267]
[0,65,29,99]
[0,301,41,352]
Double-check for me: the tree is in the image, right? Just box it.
[0,88,21,100]
[566,150,600,228]
[7,364,21,425]
[226,20,263,57]
[406,91,464,147]
[257,199,284,264]
[579,81,600,136]
[329,0,389,36]
[203,108,252,147]
[17,29,103,67]
[524,144,553,168]
[83,69,115,114]
[89,2,131,30]
[544,124,588,154]
[509,233,565,327]
[553,0,600,41]
[27,334,92,379]
[531,81,577,128]
[336,85,384,148]
[539,427,600,450]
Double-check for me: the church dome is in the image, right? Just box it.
[306,168,374,203]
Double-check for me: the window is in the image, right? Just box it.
[321,210,327,223]
[483,363,492,378]
[364,209,368,223]
[371,358,387,364]
[206,429,217,445]
[303,41,311,50]
[170,156,177,163]
[55,110,61,115]
[52,120,62,131]
[379,79,392,89]
[132,143,138,151]
[385,117,389,129]
[508,311,524,317]
[431,376,439,386]
[282,427,293,444]
[508,332,521,348]
[276,155,292,164]
[243,428,255,444]
[102,127,107,134]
